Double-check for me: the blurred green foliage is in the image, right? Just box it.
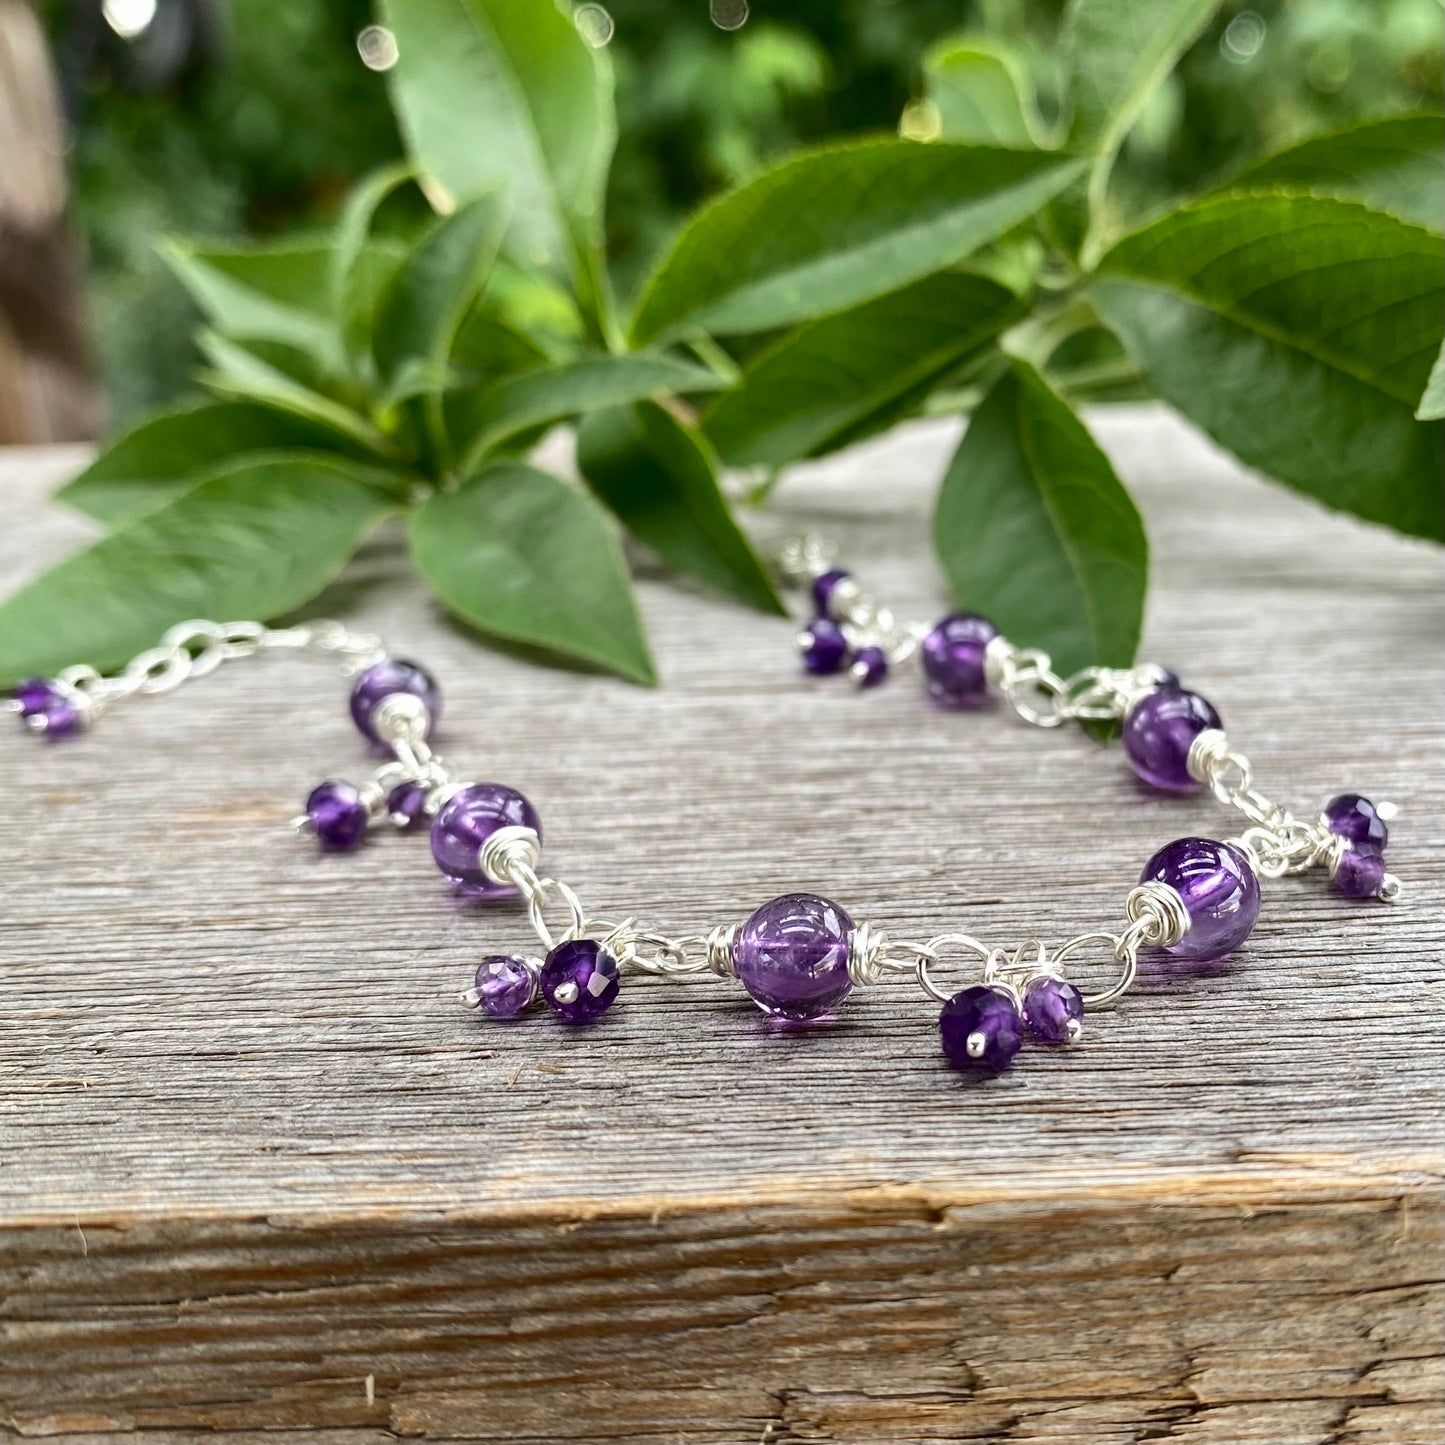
[46,0,1444,422]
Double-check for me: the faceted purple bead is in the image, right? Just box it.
[430,783,541,894]
[540,939,620,1023]
[1323,794,1388,850]
[1334,845,1387,899]
[811,568,852,617]
[13,677,82,737]
[939,985,1022,1073]
[1140,836,1260,961]
[800,618,849,676]
[387,780,431,828]
[1122,687,1221,792]
[1022,976,1084,1043]
[852,645,889,689]
[475,954,535,1018]
[920,613,998,708]
[306,780,369,850]
[733,892,854,1021]
[349,658,440,744]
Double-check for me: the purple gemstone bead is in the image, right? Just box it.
[811,568,852,617]
[1022,976,1085,1043]
[387,780,431,828]
[1122,687,1221,792]
[1140,836,1260,961]
[13,677,82,737]
[306,780,369,850]
[852,645,889,689]
[349,658,440,744]
[939,985,1022,1073]
[920,613,998,708]
[1333,845,1387,899]
[540,939,620,1023]
[733,892,854,1021]
[800,618,849,676]
[475,954,535,1018]
[430,783,541,894]
[1323,794,1388,850]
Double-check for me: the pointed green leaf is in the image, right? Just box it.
[410,461,654,685]
[451,306,555,378]
[1092,195,1445,541]
[925,40,1047,147]
[372,191,511,387]
[936,360,1147,677]
[1222,114,1445,233]
[198,334,397,458]
[162,238,341,367]
[0,457,396,687]
[629,139,1083,344]
[381,0,615,289]
[1062,0,1219,249]
[56,399,387,527]
[333,163,416,305]
[576,402,784,615]
[452,352,723,472]
[1419,343,1445,422]
[702,271,1025,467]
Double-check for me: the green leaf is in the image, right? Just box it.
[451,352,724,472]
[372,191,510,388]
[198,334,397,458]
[1418,344,1445,421]
[162,238,341,368]
[333,163,415,306]
[56,399,386,527]
[0,457,396,687]
[1221,114,1445,234]
[1091,194,1445,541]
[1062,0,1220,249]
[410,461,655,685]
[451,306,555,379]
[701,271,1026,467]
[381,0,615,292]
[576,402,785,615]
[629,139,1083,344]
[935,359,1148,677]
[925,39,1046,147]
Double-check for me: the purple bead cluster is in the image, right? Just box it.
[1323,793,1393,899]
[473,939,622,1025]
[798,570,891,688]
[11,678,83,738]
[940,976,1085,1074]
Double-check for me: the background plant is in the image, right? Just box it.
[3,0,1440,690]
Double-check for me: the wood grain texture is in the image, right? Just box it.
[1,411,1443,1443]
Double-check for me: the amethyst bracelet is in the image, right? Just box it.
[10,539,1403,1078]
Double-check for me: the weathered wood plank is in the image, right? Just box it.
[1,411,1442,1441]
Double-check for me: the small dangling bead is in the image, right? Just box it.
[1022,976,1084,1043]
[11,678,83,737]
[540,939,620,1023]
[305,781,369,850]
[851,645,889,689]
[1332,845,1388,899]
[386,780,431,829]
[473,955,537,1018]
[798,618,850,675]
[1322,793,1388,850]
[939,985,1022,1072]
[810,567,852,617]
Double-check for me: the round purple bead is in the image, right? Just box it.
[13,678,82,737]
[1022,976,1085,1043]
[1122,687,1221,792]
[1333,845,1387,899]
[939,985,1022,1073]
[811,568,852,617]
[540,939,620,1023]
[349,658,440,744]
[474,954,535,1018]
[733,892,854,1021]
[429,783,541,894]
[920,612,998,708]
[800,618,849,676]
[852,645,889,689]
[1140,836,1260,961]
[386,780,431,828]
[1323,794,1388,850]
[306,780,369,850]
